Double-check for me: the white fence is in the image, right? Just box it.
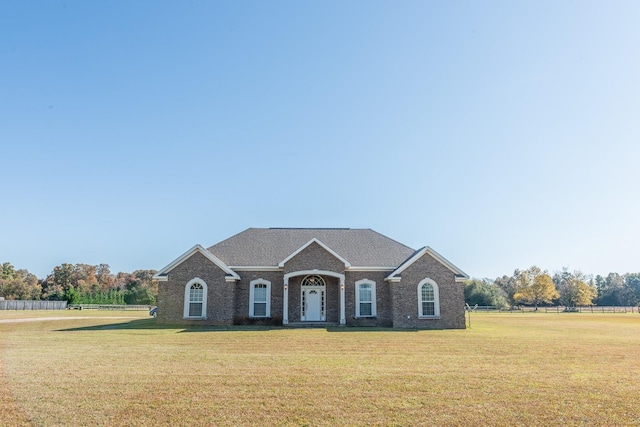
[473,305,639,313]
[0,300,68,310]
[517,306,639,313]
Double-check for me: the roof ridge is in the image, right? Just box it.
[268,227,351,230]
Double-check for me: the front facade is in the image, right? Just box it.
[154,228,469,329]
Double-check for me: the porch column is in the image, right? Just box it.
[283,278,289,325]
[339,277,346,325]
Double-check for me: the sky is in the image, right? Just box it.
[1,1,639,280]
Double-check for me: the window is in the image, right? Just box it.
[301,275,326,287]
[189,283,204,316]
[355,279,376,318]
[249,279,271,318]
[418,278,440,318]
[184,278,207,319]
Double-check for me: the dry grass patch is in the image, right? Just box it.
[1,311,640,426]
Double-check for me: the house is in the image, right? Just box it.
[153,228,469,329]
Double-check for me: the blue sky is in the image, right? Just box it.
[1,1,639,280]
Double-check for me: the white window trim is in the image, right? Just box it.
[249,278,271,318]
[418,278,440,318]
[355,279,376,318]
[184,277,207,319]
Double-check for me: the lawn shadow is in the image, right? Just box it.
[56,318,167,332]
[57,319,420,333]
[56,319,279,332]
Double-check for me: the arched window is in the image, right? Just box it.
[249,279,271,318]
[301,275,326,287]
[418,278,440,318]
[355,279,376,317]
[184,278,207,319]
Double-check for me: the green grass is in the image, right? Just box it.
[2,311,640,426]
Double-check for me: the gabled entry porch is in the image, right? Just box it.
[282,270,346,325]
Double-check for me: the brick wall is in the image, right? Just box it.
[345,271,393,327]
[157,244,465,329]
[234,270,284,322]
[390,252,465,329]
[283,242,345,323]
[156,251,235,324]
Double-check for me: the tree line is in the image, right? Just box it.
[466,267,640,309]
[0,262,157,305]
[4,260,639,309]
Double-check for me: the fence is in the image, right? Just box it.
[67,304,152,311]
[516,306,639,313]
[0,300,68,310]
[472,305,639,313]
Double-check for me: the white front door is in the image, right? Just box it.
[306,289,322,321]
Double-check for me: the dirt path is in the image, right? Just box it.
[0,317,139,324]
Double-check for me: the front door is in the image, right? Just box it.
[301,275,326,321]
[301,287,326,321]
[306,289,322,321]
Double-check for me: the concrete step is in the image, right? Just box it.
[285,322,341,328]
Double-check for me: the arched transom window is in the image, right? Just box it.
[301,275,326,287]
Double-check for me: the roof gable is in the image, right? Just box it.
[153,244,240,281]
[386,246,469,282]
[278,238,351,268]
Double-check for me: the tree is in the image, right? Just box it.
[554,268,597,308]
[43,263,118,302]
[595,273,630,306]
[72,263,99,295]
[65,285,79,304]
[0,263,41,300]
[1,262,17,281]
[95,264,114,291]
[494,273,520,307]
[2,261,159,304]
[464,278,508,308]
[512,267,558,309]
[495,266,558,309]
[123,270,158,305]
[625,273,640,306]
[42,263,75,300]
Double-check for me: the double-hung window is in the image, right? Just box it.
[355,279,376,318]
[249,279,271,318]
[183,278,207,319]
[418,278,440,318]
[189,283,204,316]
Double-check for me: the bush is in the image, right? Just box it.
[232,315,282,326]
[233,315,249,325]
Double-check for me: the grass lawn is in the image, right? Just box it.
[1,311,639,426]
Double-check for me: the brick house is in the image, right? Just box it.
[153,228,469,329]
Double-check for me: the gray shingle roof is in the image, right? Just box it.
[207,228,415,268]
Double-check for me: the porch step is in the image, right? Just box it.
[285,322,341,328]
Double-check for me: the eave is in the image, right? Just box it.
[385,246,469,282]
[153,244,240,282]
